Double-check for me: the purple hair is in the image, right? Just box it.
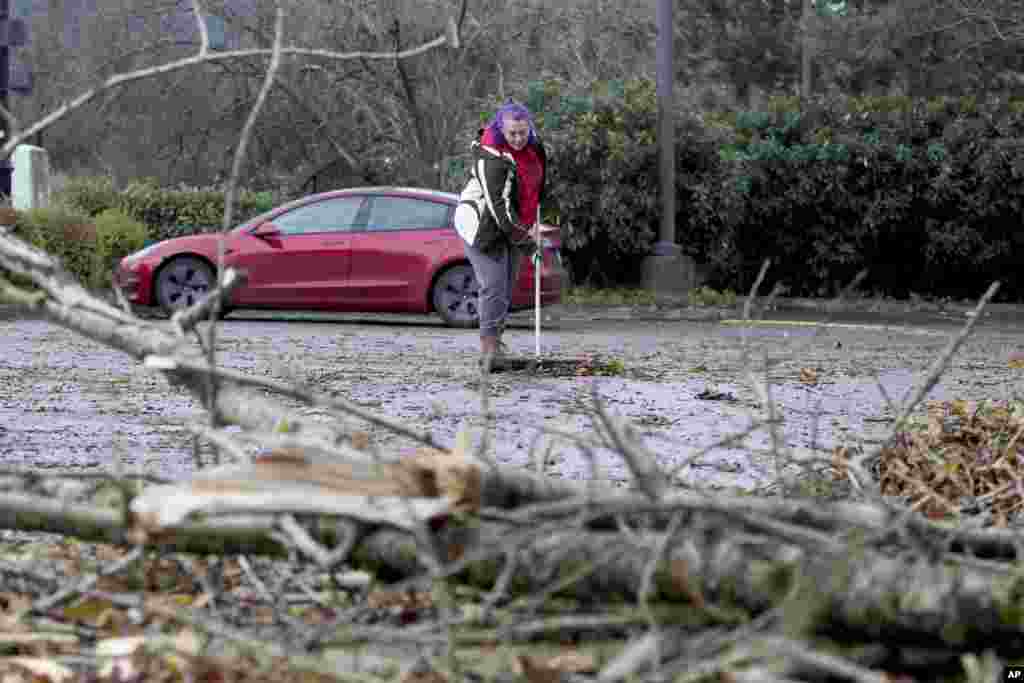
[485,101,538,146]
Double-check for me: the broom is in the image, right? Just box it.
[534,224,542,363]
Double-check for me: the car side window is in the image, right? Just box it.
[364,196,451,232]
[272,197,364,235]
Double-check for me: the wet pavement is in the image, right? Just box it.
[2,308,1024,489]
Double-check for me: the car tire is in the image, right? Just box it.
[432,263,480,328]
[154,256,230,318]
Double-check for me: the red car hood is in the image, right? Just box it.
[130,232,239,264]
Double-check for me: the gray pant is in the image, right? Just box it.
[463,238,523,338]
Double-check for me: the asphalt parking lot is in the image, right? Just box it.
[2,305,1023,489]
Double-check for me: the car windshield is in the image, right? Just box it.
[234,207,282,232]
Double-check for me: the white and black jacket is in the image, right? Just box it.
[454,137,548,256]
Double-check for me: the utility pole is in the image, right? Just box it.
[801,0,814,100]
[643,0,688,297]
[655,0,675,257]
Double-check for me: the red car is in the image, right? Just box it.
[114,187,566,327]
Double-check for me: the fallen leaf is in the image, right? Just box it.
[545,650,597,673]
[0,594,31,615]
[351,431,371,450]
[96,636,146,679]
[667,559,705,607]
[411,442,482,513]
[515,650,597,683]
[173,628,202,656]
[251,605,276,625]
[164,628,202,672]
[61,597,116,625]
[1,657,74,682]
[367,589,433,610]
[799,367,819,385]
[1009,352,1024,369]
[832,446,850,480]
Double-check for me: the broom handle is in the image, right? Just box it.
[534,225,541,360]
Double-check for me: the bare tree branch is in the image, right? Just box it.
[191,0,211,56]
[0,36,459,159]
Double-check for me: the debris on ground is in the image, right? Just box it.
[877,399,1024,524]
[696,387,738,401]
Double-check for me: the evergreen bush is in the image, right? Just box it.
[15,208,96,285]
[92,209,149,289]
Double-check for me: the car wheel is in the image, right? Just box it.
[432,263,480,328]
[154,256,228,317]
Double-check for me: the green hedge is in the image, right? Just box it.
[92,209,148,289]
[9,207,147,290]
[514,82,1024,299]
[686,94,1024,299]
[54,177,276,243]
[16,208,96,285]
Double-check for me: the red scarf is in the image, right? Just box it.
[481,128,543,225]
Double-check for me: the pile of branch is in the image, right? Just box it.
[876,398,1024,525]
[1,225,1020,682]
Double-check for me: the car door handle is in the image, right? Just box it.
[322,240,347,246]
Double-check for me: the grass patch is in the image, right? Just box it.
[688,286,738,307]
[565,286,738,307]
[565,286,657,306]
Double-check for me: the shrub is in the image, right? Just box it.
[681,94,1024,299]
[92,209,149,289]
[538,78,665,285]
[687,286,738,307]
[117,180,275,241]
[53,175,120,217]
[15,208,96,285]
[50,175,277,243]
[513,77,723,288]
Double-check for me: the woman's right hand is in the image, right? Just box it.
[508,222,535,245]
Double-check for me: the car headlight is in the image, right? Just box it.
[123,242,161,262]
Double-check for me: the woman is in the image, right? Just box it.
[454,101,548,372]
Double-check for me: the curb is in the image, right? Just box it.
[526,296,1024,323]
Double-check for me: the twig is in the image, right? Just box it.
[849,281,1000,495]
[0,42,459,159]
[188,423,251,463]
[229,430,393,463]
[889,281,1000,433]
[170,267,249,334]
[274,514,335,567]
[742,259,771,322]
[637,512,686,676]
[190,0,211,56]
[26,547,144,615]
[591,382,668,500]
[92,588,347,678]
[756,635,889,683]
[143,353,447,450]
[236,555,274,603]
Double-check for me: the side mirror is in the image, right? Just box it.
[252,223,281,239]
